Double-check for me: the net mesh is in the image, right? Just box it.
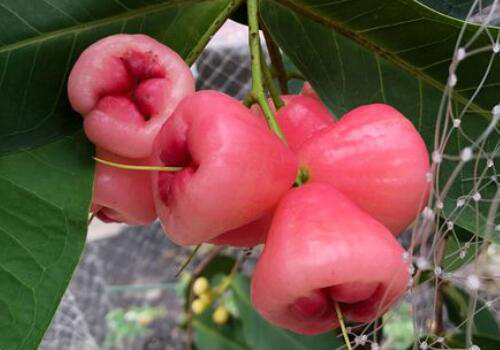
[40,5,499,349]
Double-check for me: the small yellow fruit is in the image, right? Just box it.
[193,277,209,296]
[212,305,229,325]
[191,299,206,315]
[198,291,212,305]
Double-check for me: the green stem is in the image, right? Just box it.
[184,0,244,66]
[261,48,284,109]
[242,93,257,107]
[175,244,202,277]
[335,302,353,350]
[94,157,183,172]
[217,252,246,295]
[247,0,286,141]
[261,21,289,94]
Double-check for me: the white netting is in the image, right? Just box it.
[41,6,499,349]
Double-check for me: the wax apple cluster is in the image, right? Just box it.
[68,34,431,335]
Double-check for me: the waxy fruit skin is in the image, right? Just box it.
[301,82,320,99]
[213,95,334,247]
[209,211,273,247]
[91,149,156,225]
[252,95,335,152]
[152,91,298,246]
[68,34,195,158]
[299,104,430,235]
[251,183,409,335]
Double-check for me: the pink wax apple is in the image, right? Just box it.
[209,211,273,247]
[251,95,335,152]
[68,34,194,158]
[91,149,156,225]
[151,90,298,246]
[301,81,320,99]
[211,95,334,247]
[299,103,430,235]
[251,183,409,335]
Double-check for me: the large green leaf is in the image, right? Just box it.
[261,0,500,243]
[0,131,93,350]
[231,274,343,350]
[0,0,241,155]
[447,332,500,349]
[443,225,483,272]
[443,284,499,337]
[443,236,481,271]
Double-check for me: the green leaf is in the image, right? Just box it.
[447,332,500,349]
[442,224,483,272]
[443,284,499,337]
[193,314,249,350]
[443,234,481,272]
[0,0,241,155]
[231,274,343,350]
[417,227,482,285]
[261,0,500,243]
[201,255,236,280]
[0,131,93,350]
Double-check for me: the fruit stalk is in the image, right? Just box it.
[94,157,183,172]
[247,0,286,141]
[335,302,353,350]
[260,47,285,110]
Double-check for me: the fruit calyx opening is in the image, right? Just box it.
[290,282,381,322]
[117,50,167,121]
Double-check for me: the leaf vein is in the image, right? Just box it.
[0,3,42,35]
[0,1,186,54]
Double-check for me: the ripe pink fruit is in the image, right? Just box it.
[68,34,194,158]
[209,211,273,247]
[251,183,409,335]
[151,91,297,246]
[251,95,335,152]
[299,104,430,235]
[301,82,320,99]
[212,96,334,247]
[91,149,156,225]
